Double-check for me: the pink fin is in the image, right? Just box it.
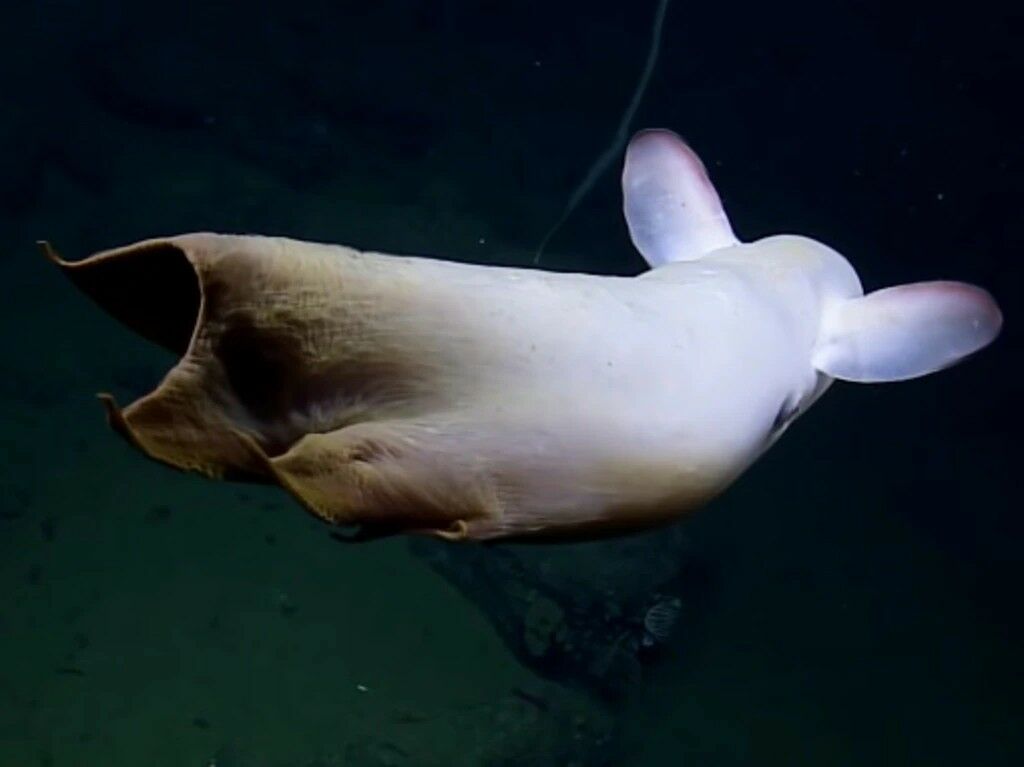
[622,129,738,266]
[813,281,1003,382]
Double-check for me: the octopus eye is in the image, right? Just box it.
[771,397,800,435]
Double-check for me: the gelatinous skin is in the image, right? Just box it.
[47,130,1002,541]
[622,129,738,264]
[813,281,1002,382]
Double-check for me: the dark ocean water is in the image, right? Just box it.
[1,1,1020,764]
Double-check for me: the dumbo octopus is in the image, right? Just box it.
[48,129,1002,541]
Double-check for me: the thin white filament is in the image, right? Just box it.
[533,0,671,266]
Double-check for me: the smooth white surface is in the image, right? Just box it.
[622,129,738,266]
[812,281,1003,382]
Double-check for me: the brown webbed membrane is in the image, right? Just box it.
[46,234,488,539]
[45,238,201,355]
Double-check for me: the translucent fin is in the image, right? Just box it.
[622,129,738,266]
[812,281,1002,382]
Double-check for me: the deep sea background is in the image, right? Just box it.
[1,1,1021,765]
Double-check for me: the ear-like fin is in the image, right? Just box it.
[813,281,1002,382]
[622,129,738,266]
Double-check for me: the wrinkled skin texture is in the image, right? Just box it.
[49,131,1000,541]
[49,232,842,540]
